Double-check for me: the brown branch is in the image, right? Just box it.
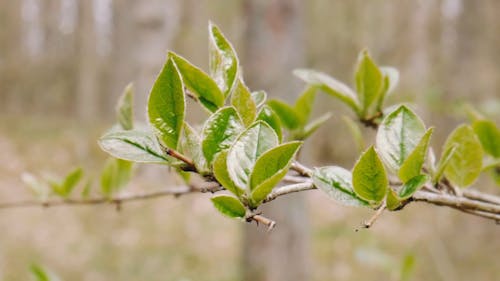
[163,148,197,172]
[357,200,387,231]
[246,213,276,231]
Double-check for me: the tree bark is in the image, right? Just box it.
[241,1,311,281]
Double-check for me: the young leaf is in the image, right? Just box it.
[294,86,316,125]
[386,189,402,211]
[231,78,257,126]
[227,121,278,190]
[201,106,244,164]
[251,90,267,108]
[256,105,282,142]
[170,52,224,112]
[352,146,388,204]
[398,174,429,199]
[443,124,483,187]
[30,264,59,281]
[376,67,399,110]
[116,83,134,130]
[312,166,368,207]
[355,50,383,114]
[22,173,49,201]
[398,128,434,182]
[342,115,365,153]
[299,113,332,140]
[209,22,239,97]
[473,119,500,158]
[250,141,302,205]
[58,167,83,198]
[376,105,426,172]
[211,195,246,218]
[179,123,208,173]
[101,158,133,196]
[432,144,457,184]
[267,99,302,130]
[99,129,171,164]
[294,69,360,113]
[213,151,243,197]
[147,57,185,149]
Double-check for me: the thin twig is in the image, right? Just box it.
[357,200,387,231]
[290,162,313,177]
[264,182,315,203]
[246,213,276,231]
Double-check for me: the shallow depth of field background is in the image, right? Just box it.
[1,1,499,280]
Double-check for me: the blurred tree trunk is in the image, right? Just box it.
[241,1,311,281]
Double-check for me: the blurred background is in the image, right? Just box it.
[1,0,499,280]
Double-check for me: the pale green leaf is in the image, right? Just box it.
[179,123,208,173]
[251,90,267,108]
[213,151,243,197]
[22,173,49,201]
[99,129,171,164]
[432,144,457,184]
[294,86,316,125]
[201,106,244,164]
[58,167,83,198]
[211,195,246,218]
[312,166,368,207]
[443,124,483,187]
[473,119,500,158]
[399,128,434,182]
[227,121,278,190]
[101,158,133,196]
[376,67,399,110]
[256,105,282,142]
[170,51,224,112]
[116,83,134,130]
[231,78,256,126]
[267,99,302,130]
[376,105,426,172]
[250,142,302,205]
[352,146,388,204]
[147,57,185,149]
[386,189,402,211]
[30,264,59,281]
[398,174,429,199]
[209,22,239,97]
[294,69,360,113]
[355,50,383,114]
[299,113,332,140]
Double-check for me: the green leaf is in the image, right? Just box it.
[231,78,257,126]
[398,128,434,182]
[170,52,224,112]
[432,144,457,184]
[201,106,244,164]
[473,119,500,158]
[312,166,368,207]
[147,57,185,149]
[342,115,365,153]
[294,69,360,113]
[400,254,416,281]
[209,22,239,97]
[294,86,316,125]
[267,99,302,130]
[443,124,483,187]
[179,123,208,173]
[30,264,58,281]
[256,105,282,142]
[227,121,278,190]
[376,105,426,172]
[250,141,302,205]
[355,50,383,114]
[211,195,246,218]
[398,174,429,199]
[101,158,133,196]
[99,129,171,164]
[386,189,402,211]
[352,146,388,204]
[213,151,243,197]
[116,83,134,130]
[376,67,399,110]
[57,167,83,198]
[299,113,332,140]
[251,90,267,108]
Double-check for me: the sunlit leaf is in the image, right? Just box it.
[294,86,316,125]
[432,144,457,184]
[213,151,243,197]
[170,51,224,112]
[251,90,267,108]
[355,50,383,114]
[312,166,368,207]
[209,22,239,97]
[267,99,302,130]
[101,158,133,196]
[147,57,185,149]
[211,195,246,218]
[201,106,244,165]
[116,83,134,130]
[250,141,302,205]
[57,167,83,198]
[352,146,388,204]
[376,105,426,172]
[473,119,500,158]
[227,121,278,190]
[443,124,483,187]
[231,78,256,126]
[398,174,429,199]
[179,123,208,173]
[399,128,434,182]
[256,105,282,142]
